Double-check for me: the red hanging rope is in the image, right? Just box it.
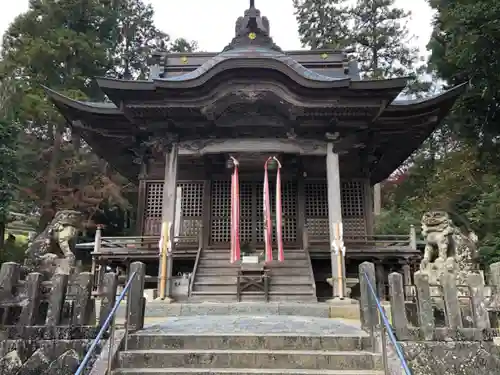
[263,157,273,263]
[274,157,284,262]
[234,160,241,262]
[229,157,240,263]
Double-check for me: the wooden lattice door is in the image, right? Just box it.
[304,179,367,240]
[209,180,298,245]
[143,181,204,242]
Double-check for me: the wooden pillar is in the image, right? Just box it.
[135,162,148,235]
[201,179,212,248]
[158,143,179,300]
[91,225,103,290]
[373,183,381,216]
[297,163,306,246]
[326,143,346,298]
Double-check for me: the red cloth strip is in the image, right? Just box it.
[274,157,284,262]
[234,162,241,261]
[263,157,273,263]
[230,164,235,263]
[229,157,240,263]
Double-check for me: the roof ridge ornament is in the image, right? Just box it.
[222,1,282,52]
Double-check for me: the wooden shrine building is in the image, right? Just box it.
[45,2,465,302]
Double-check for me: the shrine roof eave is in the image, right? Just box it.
[43,86,122,115]
[369,83,467,184]
[44,87,139,181]
[93,69,410,104]
[384,83,468,115]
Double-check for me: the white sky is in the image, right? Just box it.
[1,0,434,55]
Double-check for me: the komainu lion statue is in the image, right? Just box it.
[24,210,84,278]
[420,211,479,284]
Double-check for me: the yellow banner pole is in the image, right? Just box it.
[337,251,344,299]
[334,222,345,299]
[159,221,170,300]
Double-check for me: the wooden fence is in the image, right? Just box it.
[359,261,500,341]
[0,261,146,329]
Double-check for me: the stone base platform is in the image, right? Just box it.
[112,316,382,374]
[97,301,362,322]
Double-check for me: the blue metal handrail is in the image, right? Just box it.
[74,270,137,375]
[362,272,412,375]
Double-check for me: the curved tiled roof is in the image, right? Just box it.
[158,47,343,83]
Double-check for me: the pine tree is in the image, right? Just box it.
[293,0,421,80]
[293,0,351,49]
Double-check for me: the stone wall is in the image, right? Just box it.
[0,327,102,375]
[0,261,147,375]
[401,340,500,375]
[359,261,500,375]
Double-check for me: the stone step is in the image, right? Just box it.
[196,267,239,276]
[195,269,311,277]
[117,349,382,370]
[193,283,313,294]
[188,293,317,303]
[126,334,372,351]
[199,260,310,267]
[267,267,311,276]
[114,368,384,375]
[193,275,313,284]
[201,253,307,260]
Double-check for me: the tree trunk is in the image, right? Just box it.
[0,221,5,249]
[37,123,64,232]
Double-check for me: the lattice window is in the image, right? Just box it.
[210,181,231,243]
[240,182,254,244]
[255,181,297,243]
[341,180,364,217]
[145,183,163,220]
[304,180,366,238]
[210,180,298,244]
[143,181,204,240]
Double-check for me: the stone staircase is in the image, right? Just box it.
[189,247,317,302]
[112,331,384,375]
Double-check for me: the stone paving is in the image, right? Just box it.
[141,315,366,336]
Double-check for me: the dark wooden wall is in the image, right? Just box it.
[136,155,374,245]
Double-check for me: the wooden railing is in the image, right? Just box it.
[302,227,317,294]
[188,232,204,297]
[307,228,417,251]
[89,233,201,257]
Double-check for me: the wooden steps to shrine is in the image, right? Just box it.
[189,248,317,303]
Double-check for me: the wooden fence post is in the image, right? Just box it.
[127,262,146,331]
[414,272,435,340]
[359,261,377,331]
[388,272,409,339]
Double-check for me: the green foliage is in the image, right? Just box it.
[293,0,351,49]
[0,0,197,232]
[0,237,26,264]
[427,0,500,146]
[0,76,20,226]
[294,0,422,80]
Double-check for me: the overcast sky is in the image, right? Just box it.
[1,0,434,55]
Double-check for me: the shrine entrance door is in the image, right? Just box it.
[209,179,298,247]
